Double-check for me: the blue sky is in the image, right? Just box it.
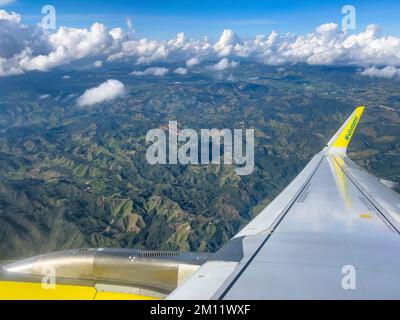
[4,0,400,39]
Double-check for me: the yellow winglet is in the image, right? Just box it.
[327,106,365,155]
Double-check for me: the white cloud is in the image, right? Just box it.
[361,66,400,79]
[211,58,238,71]
[214,29,240,56]
[108,38,168,64]
[131,67,169,76]
[174,67,188,75]
[0,14,120,75]
[77,79,126,107]
[94,60,103,67]
[2,9,400,77]
[0,57,22,76]
[169,32,186,47]
[186,57,200,67]
[109,28,124,40]
[48,23,116,60]
[126,18,134,32]
[316,23,339,38]
[20,46,69,71]
[0,10,45,62]
[0,9,19,22]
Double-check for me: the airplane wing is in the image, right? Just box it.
[167,106,400,299]
[2,107,400,300]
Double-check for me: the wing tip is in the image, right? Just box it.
[327,106,365,155]
[356,105,365,114]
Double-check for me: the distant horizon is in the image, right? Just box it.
[1,1,400,80]
[3,0,400,39]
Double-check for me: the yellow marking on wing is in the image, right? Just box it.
[333,106,365,148]
[0,281,160,300]
[0,281,96,300]
[360,213,373,219]
[330,156,352,208]
[94,291,159,300]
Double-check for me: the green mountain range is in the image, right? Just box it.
[0,63,399,259]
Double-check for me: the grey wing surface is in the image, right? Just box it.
[167,107,400,300]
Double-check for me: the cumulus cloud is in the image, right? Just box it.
[108,38,169,64]
[214,29,240,56]
[131,67,169,76]
[211,58,238,71]
[2,9,400,77]
[0,13,123,75]
[94,60,103,67]
[0,9,19,22]
[361,66,400,79]
[316,23,340,39]
[77,79,126,107]
[126,18,134,33]
[0,10,50,76]
[0,57,21,76]
[174,67,188,75]
[186,57,200,67]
